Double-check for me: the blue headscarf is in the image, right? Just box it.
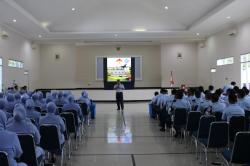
[47,102,57,114]
[0,99,6,110]
[0,110,7,130]
[13,105,26,122]
[68,95,75,103]
[25,99,35,110]
[82,90,89,98]
[6,94,15,102]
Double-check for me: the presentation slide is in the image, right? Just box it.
[107,58,132,82]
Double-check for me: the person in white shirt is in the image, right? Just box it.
[114,80,125,110]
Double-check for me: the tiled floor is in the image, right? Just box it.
[66,103,223,166]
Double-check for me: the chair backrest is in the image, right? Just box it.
[40,124,61,151]
[17,134,38,166]
[214,112,223,121]
[60,113,76,134]
[231,132,250,164]
[192,105,198,112]
[0,151,9,166]
[61,118,69,141]
[79,103,88,116]
[64,110,79,126]
[174,108,187,126]
[229,116,245,142]
[34,106,42,113]
[197,115,215,139]
[186,111,201,132]
[207,122,229,148]
[57,107,63,114]
[244,111,250,131]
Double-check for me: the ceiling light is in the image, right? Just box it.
[114,34,118,37]
[12,19,17,23]
[196,33,200,36]
[38,35,42,38]
[211,68,216,73]
[71,8,76,11]
[226,16,231,19]
[41,22,49,28]
[133,28,147,32]
[164,6,169,10]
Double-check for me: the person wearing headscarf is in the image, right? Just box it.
[5,93,15,113]
[26,99,41,126]
[0,92,4,99]
[14,93,22,105]
[51,90,58,102]
[55,91,66,107]
[7,106,44,161]
[37,91,46,110]
[78,90,91,107]
[20,94,29,106]
[62,95,83,124]
[0,99,12,119]
[39,102,65,145]
[0,110,27,166]
[32,93,42,108]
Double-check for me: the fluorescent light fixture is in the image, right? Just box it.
[164,6,169,10]
[226,16,231,19]
[196,33,200,36]
[114,34,118,37]
[211,68,216,73]
[71,8,76,11]
[12,19,17,23]
[133,28,147,32]
[38,35,42,38]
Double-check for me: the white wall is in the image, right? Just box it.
[198,18,250,89]
[161,43,198,87]
[0,26,40,90]
[39,44,162,89]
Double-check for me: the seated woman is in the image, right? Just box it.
[5,93,15,114]
[0,109,27,166]
[25,99,41,126]
[7,106,44,162]
[39,102,65,163]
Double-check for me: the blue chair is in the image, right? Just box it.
[222,132,250,166]
[0,151,9,166]
[199,122,229,166]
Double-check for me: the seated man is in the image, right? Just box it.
[0,110,27,166]
[237,89,250,111]
[222,92,245,122]
[211,93,226,113]
[6,105,44,162]
[197,90,212,113]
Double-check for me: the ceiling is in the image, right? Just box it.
[0,0,249,44]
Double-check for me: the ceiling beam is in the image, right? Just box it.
[188,0,235,30]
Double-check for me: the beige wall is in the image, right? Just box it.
[161,43,198,87]
[198,18,250,89]
[39,44,161,88]
[0,26,40,90]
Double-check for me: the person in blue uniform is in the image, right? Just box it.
[196,91,212,113]
[222,92,245,122]
[5,93,15,114]
[32,93,42,108]
[0,99,12,119]
[14,93,22,105]
[39,102,65,145]
[211,93,226,113]
[62,95,83,125]
[55,91,66,107]
[20,94,29,106]
[78,90,91,107]
[0,110,27,166]
[170,90,191,137]
[7,106,44,162]
[237,89,250,111]
[25,99,41,126]
[37,91,46,110]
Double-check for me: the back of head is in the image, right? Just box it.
[6,94,15,102]
[228,92,237,104]
[208,85,214,91]
[0,111,7,130]
[154,91,159,96]
[160,88,165,94]
[47,102,57,114]
[233,86,240,93]
[215,88,223,96]
[211,93,219,103]
[13,106,26,122]
[231,81,236,86]
[82,90,88,98]
[204,90,212,100]
[14,93,21,101]
[37,91,43,100]
[242,87,249,95]
[198,86,204,93]
[68,95,75,103]
[195,90,201,98]
[32,93,38,101]
[175,90,183,99]
[57,91,63,99]
[25,99,35,110]
[237,89,246,99]
[0,99,6,110]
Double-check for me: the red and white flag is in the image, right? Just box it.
[170,70,174,87]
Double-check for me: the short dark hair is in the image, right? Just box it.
[237,89,246,99]
[195,90,201,98]
[204,90,212,100]
[208,85,214,91]
[242,87,249,95]
[198,86,204,93]
[175,90,183,99]
[211,93,219,103]
[215,88,223,96]
[231,81,236,86]
[154,91,159,96]
[228,92,237,104]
